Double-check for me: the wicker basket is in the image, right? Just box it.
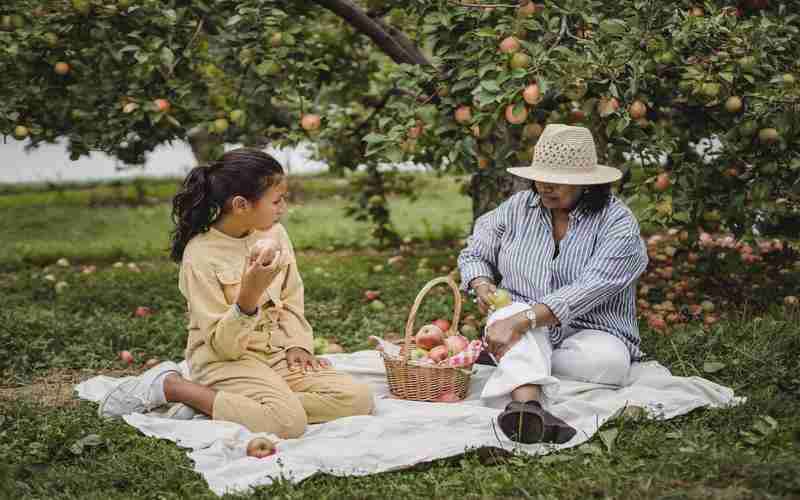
[381,276,472,402]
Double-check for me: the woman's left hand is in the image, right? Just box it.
[286,347,331,372]
[485,315,526,360]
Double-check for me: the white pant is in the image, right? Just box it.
[481,303,631,409]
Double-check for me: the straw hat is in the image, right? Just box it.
[507,124,622,185]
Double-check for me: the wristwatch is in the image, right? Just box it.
[233,302,259,319]
[524,307,538,330]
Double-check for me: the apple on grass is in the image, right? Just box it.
[246,437,277,458]
[363,290,381,302]
[134,306,153,318]
[119,350,134,365]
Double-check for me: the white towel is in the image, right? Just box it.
[76,350,743,496]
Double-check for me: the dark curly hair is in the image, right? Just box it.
[169,148,284,262]
[531,182,612,213]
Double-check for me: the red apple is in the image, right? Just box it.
[629,100,647,120]
[455,105,472,124]
[597,97,620,117]
[444,335,469,355]
[522,84,541,105]
[654,173,671,192]
[134,306,153,318]
[499,36,521,54]
[434,391,460,403]
[647,315,667,331]
[415,324,444,350]
[119,350,134,365]
[432,318,451,333]
[153,98,170,112]
[246,437,277,458]
[505,104,528,125]
[428,345,449,363]
[301,114,321,132]
[364,290,381,302]
[54,61,70,75]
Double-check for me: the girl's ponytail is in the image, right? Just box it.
[169,148,284,262]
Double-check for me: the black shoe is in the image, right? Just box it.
[497,400,576,444]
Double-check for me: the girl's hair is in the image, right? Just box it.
[170,148,284,262]
[530,182,612,214]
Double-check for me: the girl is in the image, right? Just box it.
[98,148,374,438]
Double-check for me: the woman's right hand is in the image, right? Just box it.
[237,238,282,313]
[471,278,497,316]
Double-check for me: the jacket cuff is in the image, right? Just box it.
[538,294,571,327]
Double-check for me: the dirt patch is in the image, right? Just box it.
[0,367,140,408]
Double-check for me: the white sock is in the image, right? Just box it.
[149,370,178,406]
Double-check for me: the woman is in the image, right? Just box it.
[458,124,648,445]
[98,148,373,438]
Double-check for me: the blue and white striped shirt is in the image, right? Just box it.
[458,191,649,360]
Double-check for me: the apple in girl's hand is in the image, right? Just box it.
[432,318,451,333]
[488,289,512,309]
[119,350,134,365]
[251,238,280,266]
[415,324,444,350]
[246,437,276,458]
[443,335,469,355]
[428,345,449,363]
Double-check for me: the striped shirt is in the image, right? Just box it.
[458,190,649,360]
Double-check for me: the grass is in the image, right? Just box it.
[1,175,799,499]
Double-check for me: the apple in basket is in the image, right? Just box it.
[246,437,276,458]
[410,347,429,360]
[443,335,469,355]
[428,345,449,363]
[415,324,444,350]
[432,318,451,333]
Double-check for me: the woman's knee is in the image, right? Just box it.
[552,330,630,385]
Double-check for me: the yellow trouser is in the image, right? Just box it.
[189,344,374,438]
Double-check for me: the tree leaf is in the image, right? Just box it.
[702,361,726,373]
[599,428,619,453]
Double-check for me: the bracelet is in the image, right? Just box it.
[234,302,259,318]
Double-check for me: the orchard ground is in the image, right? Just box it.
[1,174,799,500]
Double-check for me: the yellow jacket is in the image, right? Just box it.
[179,224,313,362]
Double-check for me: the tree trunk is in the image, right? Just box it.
[469,172,530,225]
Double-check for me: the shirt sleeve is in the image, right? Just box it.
[179,260,259,361]
[538,211,649,326]
[457,201,509,292]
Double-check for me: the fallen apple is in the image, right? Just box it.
[134,306,153,318]
[364,290,381,302]
[415,324,445,350]
[246,437,277,458]
[369,299,386,311]
[119,350,134,365]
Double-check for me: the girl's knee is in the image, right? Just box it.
[251,398,308,439]
[347,381,374,416]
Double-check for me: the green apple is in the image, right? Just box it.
[488,288,512,309]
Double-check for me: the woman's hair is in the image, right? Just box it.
[170,148,284,262]
[531,182,612,214]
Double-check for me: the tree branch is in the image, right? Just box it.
[310,0,430,66]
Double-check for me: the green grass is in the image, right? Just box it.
[0,174,470,269]
[1,175,799,499]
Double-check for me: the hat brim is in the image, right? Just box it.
[506,164,622,185]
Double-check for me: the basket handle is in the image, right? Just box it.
[402,276,463,361]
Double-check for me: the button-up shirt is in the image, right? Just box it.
[458,191,649,360]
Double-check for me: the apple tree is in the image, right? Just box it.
[1,0,798,243]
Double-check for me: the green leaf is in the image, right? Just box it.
[719,72,734,83]
[599,20,628,36]
[363,133,386,144]
[702,361,726,373]
[599,428,619,453]
[480,80,501,93]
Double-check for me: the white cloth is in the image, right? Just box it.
[76,350,743,497]
[481,302,633,408]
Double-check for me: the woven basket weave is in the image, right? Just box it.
[381,276,472,402]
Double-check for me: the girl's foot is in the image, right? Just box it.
[97,361,181,418]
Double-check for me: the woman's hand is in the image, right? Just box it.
[286,347,331,373]
[471,278,497,316]
[237,238,282,313]
[485,313,530,360]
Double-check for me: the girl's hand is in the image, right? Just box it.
[286,347,331,373]
[238,238,282,312]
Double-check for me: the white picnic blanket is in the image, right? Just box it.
[75,351,742,496]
